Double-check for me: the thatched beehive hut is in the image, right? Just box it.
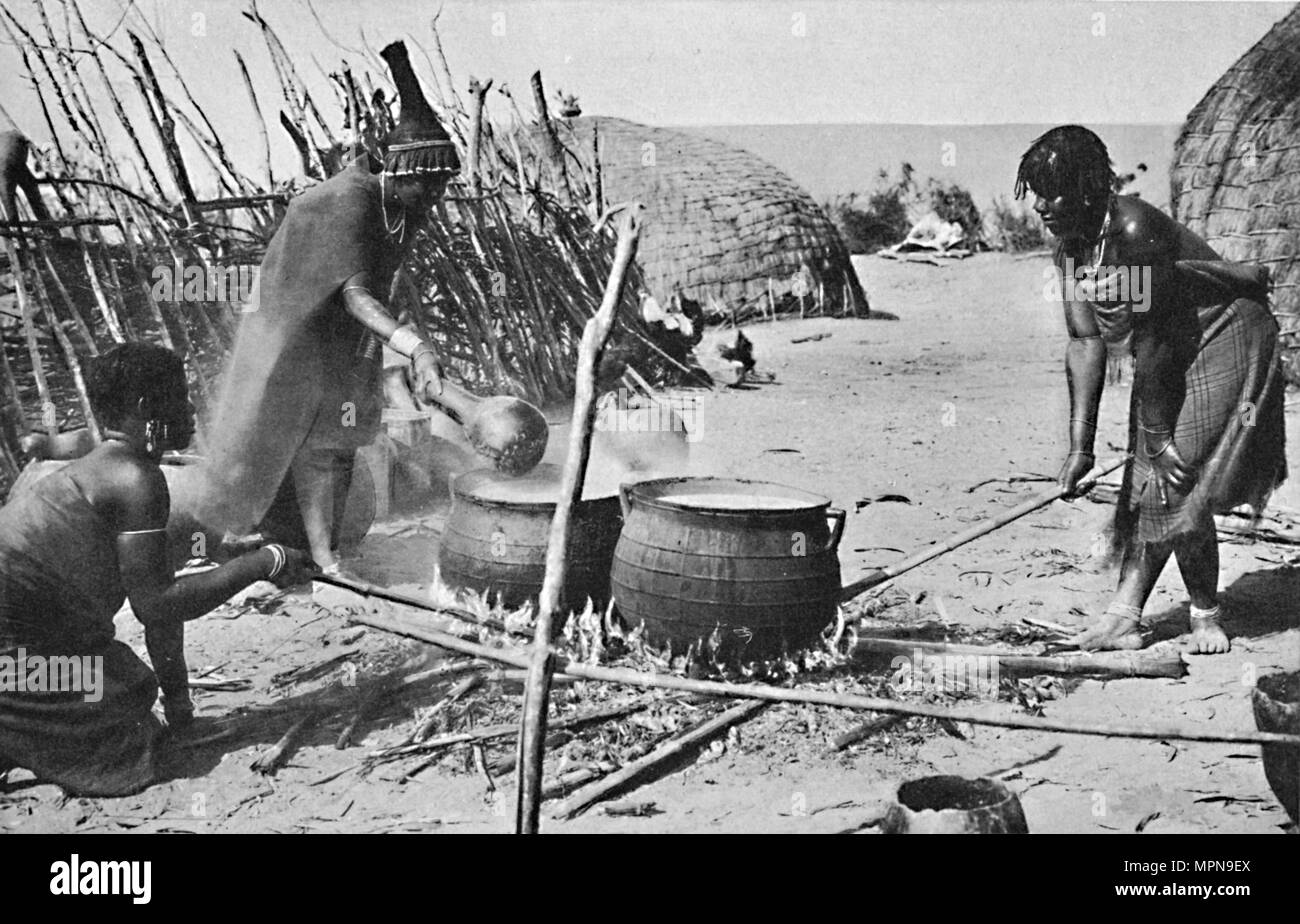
[565,116,868,319]
[1170,4,1300,378]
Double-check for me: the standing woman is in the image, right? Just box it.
[1016,125,1287,653]
[196,41,453,574]
[0,344,313,796]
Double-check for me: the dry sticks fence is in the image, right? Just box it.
[0,2,668,488]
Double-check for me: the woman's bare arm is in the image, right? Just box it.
[110,463,278,628]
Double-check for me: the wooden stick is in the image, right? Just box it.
[850,636,1188,679]
[832,714,905,752]
[841,456,1130,601]
[130,33,197,222]
[250,712,319,775]
[77,243,127,343]
[352,610,1300,748]
[491,695,673,776]
[312,572,529,639]
[1,236,56,436]
[335,676,399,750]
[467,77,492,197]
[407,674,482,744]
[549,700,768,820]
[35,238,98,355]
[25,253,99,441]
[371,698,651,764]
[516,204,642,833]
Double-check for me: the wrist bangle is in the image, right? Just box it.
[410,343,437,365]
[1067,450,1094,457]
[388,325,423,358]
[264,544,286,580]
[1069,417,1097,429]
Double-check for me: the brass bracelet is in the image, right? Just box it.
[263,544,287,580]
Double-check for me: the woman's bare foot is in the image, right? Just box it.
[1188,614,1231,654]
[1070,606,1146,651]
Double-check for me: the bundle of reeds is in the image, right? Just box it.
[0,1,673,491]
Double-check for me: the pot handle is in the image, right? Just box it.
[618,483,635,518]
[825,507,846,552]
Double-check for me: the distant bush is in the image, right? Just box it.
[925,179,982,249]
[828,164,916,254]
[830,164,986,253]
[986,196,1048,252]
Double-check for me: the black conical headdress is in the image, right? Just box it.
[380,41,459,177]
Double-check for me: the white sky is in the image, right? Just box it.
[3,1,1291,127]
[0,0,1291,185]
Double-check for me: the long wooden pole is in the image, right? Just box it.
[841,456,1130,601]
[516,204,643,833]
[348,609,1300,749]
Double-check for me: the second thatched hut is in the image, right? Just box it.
[1170,3,1300,380]
[566,116,868,320]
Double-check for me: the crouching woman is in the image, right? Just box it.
[0,344,314,795]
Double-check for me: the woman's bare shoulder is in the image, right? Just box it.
[68,445,169,531]
[1111,196,1180,257]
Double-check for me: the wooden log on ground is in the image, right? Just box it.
[850,636,1188,679]
[351,609,1300,749]
[549,699,768,820]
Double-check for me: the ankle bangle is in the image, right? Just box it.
[1104,602,1143,622]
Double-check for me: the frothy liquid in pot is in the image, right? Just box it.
[464,467,612,504]
[656,492,808,510]
[469,474,560,504]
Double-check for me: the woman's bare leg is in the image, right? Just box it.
[1175,521,1229,654]
[291,451,339,571]
[1072,540,1171,650]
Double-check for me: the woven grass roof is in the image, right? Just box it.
[565,116,868,317]
[1171,3,1300,355]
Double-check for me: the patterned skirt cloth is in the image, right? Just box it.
[1117,295,1288,551]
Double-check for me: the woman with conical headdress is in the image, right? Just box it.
[198,42,459,573]
[1016,125,1287,653]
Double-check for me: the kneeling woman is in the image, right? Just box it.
[0,344,313,795]
[1016,125,1287,653]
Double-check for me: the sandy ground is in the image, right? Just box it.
[3,253,1297,834]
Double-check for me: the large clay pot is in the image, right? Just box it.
[437,463,623,611]
[1253,670,1299,824]
[882,776,1029,834]
[610,476,844,662]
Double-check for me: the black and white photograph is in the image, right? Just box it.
[0,0,1296,879]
